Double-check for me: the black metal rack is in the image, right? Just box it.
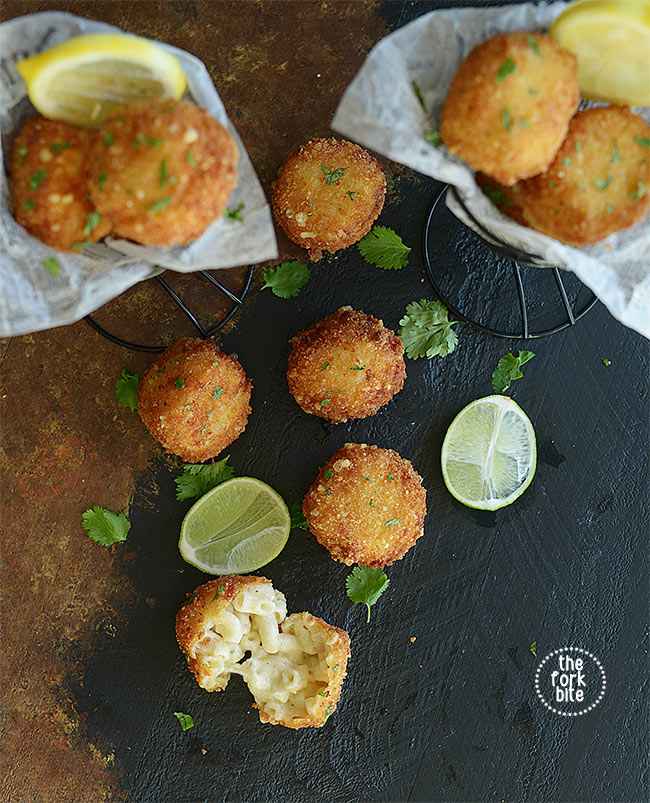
[424,185,598,339]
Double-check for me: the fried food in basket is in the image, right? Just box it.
[303,443,427,568]
[176,575,351,729]
[137,337,252,463]
[440,31,579,186]
[516,106,650,246]
[11,115,111,251]
[88,99,238,246]
[272,137,385,261]
[287,306,406,423]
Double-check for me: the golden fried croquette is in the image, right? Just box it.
[517,107,650,246]
[287,306,405,423]
[87,99,238,246]
[137,337,252,463]
[272,137,385,261]
[440,31,579,185]
[176,576,351,729]
[303,443,427,567]
[11,115,111,251]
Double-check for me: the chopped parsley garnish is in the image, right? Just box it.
[17,145,27,163]
[595,176,614,191]
[42,257,61,276]
[211,386,224,400]
[482,185,513,207]
[212,361,219,367]
[325,488,331,496]
[115,369,140,410]
[520,119,530,129]
[175,457,234,501]
[160,159,168,187]
[321,165,348,186]
[183,403,193,409]
[346,565,389,623]
[323,469,334,481]
[29,167,47,189]
[347,191,359,200]
[146,197,172,212]
[398,299,459,359]
[630,181,646,200]
[495,58,516,82]
[357,225,410,270]
[152,369,165,376]
[173,712,194,731]
[385,519,400,527]
[492,350,535,393]
[363,476,372,482]
[610,142,620,163]
[530,641,537,657]
[369,499,375,508]
[288,503,309,531]
[83,209,101,237]
[212,584,225,601]
[23,199,35,211]
[104,132,114,147]
[602,358,611,366]
[501,109,513,133]
[70,239,90,252]
[526,34,542,57]
[634,137,650,148]
[606,205,614,213]
[411,80,426,111]
[174,377,185,389]
[350,364,365,371]
[50,141,70,152]
[186,149,199,167]
[182,592,197,606]
[224,202,245,221]
[133,133,163,146]
[201,425,209,435]
[387,474,395,481]
[82,506,130,546]
[562,157,571,166]
[425,131,442,148]
[319,390,346,407]
[261,261,310,298]
[549,180,557,188]
[98,172,107,189]
[321,362,330,370]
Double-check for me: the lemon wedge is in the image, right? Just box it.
[16,33,187,128]
[551,0,650,106]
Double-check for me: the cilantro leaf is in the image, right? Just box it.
[82,506,130,546]
[321,165,348,186]
[175,457,234,501]
[288,502,309,531]
[491,350,535,393]
[115,369,140,411]
[225,201,245,221]
[357,225,411,270]
[173,712,194,731]
[42,257,61,276]
[261,261,310,298]
[398,299,459,359]
[346,566,389,623]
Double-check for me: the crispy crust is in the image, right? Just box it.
[440,31,578,185]
[254,612,351,729]
[175,575,265,691]
[303,443,427,567]
[10,115,111,251]
[518,107,650,246]
[88,99,238,246]
[137,337,252,462]
[287,306,406,423]
[272,137,385,260]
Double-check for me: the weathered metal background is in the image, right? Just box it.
[1,2,648,802]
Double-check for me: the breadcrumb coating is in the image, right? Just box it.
[11,115,111,251]
[303,443,427,567]
[440,31,578,185]
[272,137,385,260]
[287,306,406,423]
[88,99,238,245]
[137,337,252,463]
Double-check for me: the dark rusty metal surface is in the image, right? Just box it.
[1,2,648,803]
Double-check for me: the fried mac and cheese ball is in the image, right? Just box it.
[11,115,110,251]
[272,138,386,261]
[87,99,238,246]
[137,338,252,463]
[176,576,351,729]
[303,443,427,567]
[517,107,650,246]
[287,307,406,423]
[440,31,579,186]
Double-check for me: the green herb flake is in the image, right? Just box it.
[17,145,27,163]
[385,519,400,527]
[173,712,194,731]
[212,584,225,601]
[610,142,620,163]
[411,80,426,111]
[363,476,372,482]
[42,256,61,276]
[530,641,537,657]
[495,57,516,82]
[175,457,234,501]
[549,180,557,188]
[29,167,47,189]
[425,130,442,148]
[324,704,334,723]
[50,141,70,153]
[212,361,219,367]
[116,369,140,411]
[595,176,614,191]
[347,191,359,200]
[211,386,224,400]
[186,149,199,167]
[634,136,650,148]
[83,209,101,237]
[321,165,348,186]
[98,172,107,190]
[501,108,513,133]
[146,197,172,212]
[224,202,245,222]
[183,404,193,410]
[70,239,90,252]
[369,499,375,508]
[319,390,346,407]
[288,503,309,531]
[321,361,330,370]
[159,158,168,187]
[182,592,197,607]
[333,664,340,671]
[630,181,646,200]
[606,205,614,213]
[562,157,571,167]
[200,425,209,436]
[492,350,535,393]
[104,132,114,147]
[350,364,365,371]
[346,565,389,623]
[526,34,542,57]
[482,185,514,208]
[520,119,530,129]
[602,358,611,366]
[172,360,180,365]
[23,199,35,211]
[317,691,326,697]
[174,377,185,389]
[323,469,334,481]
[387,474,395,481]
[325,488,331,496]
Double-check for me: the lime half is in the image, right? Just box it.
[441,395,536,511]
[179,477,291,574]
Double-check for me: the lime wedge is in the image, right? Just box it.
[179,477,291,574]
[551,0,650,105]
[441,395,536,511]
[16,33,186,128]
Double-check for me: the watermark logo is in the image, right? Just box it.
[535,647,606,717]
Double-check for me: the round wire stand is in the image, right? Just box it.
[84,266,255,352]
[424,185,598,339]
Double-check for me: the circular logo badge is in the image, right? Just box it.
[535,647,606,717]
